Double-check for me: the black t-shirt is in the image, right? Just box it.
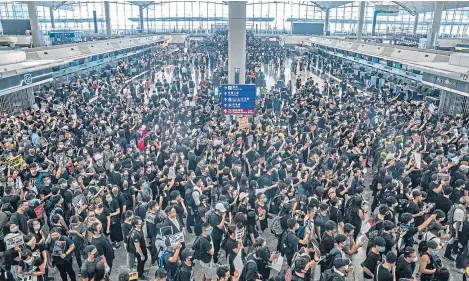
[375,264,392,281]
[19,257,44,281]
[10,212,29,235]
[401,226,419,248]
[163,251,179,278]
[80,258,99,280]
[90,234,114,262]
[46,236,74,264]
[208,213,223,239]
[130,229,146,253]
[361,251,381,279]
[122,222,132,239]
[321,233,335,255]
[224,237,238,260]
[94,208,110,231]
[396,255,413,280]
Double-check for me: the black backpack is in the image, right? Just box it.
[319,268,334,281]
[418,233,437,256]
[126,229,136,254]
[321,248,341,271]
[281,231,295,256]
[191,236,203,260]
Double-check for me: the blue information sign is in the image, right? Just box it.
[221,84,256,115]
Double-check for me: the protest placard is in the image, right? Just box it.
[168,232,184,245]
[235,227,245,241]
[8,155,23,169]
[238,117,249,130]
[34,204,44,218]
[72,193,88,208]
[5,233,24,250]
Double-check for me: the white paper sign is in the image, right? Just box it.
[5,233,24,250]
[270,254,283,272]
[233,251,244,273]
[414,152,421,169]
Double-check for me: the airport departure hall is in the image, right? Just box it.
[3,1,469,281]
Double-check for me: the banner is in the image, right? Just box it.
[168,232,184,245]
[72,193,88,208]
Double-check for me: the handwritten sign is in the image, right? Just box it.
[238,117,250,130]
[235,227,245,241]
[8,155,23,169]
[5,233,24,250]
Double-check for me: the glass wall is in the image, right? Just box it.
[0,1,469,37]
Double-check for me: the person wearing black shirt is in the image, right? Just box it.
[396,247,417,280]
[93,197,111,236]
[80,245,101,281]
[397,213,436,253]
[208,203,226,264]
[104,192,122,248]
[162,238,182,281]
[18,249,46,281]
[282,218,300,266]
[434,186,453,218]
[194,223,215,281]
[321,221,337,256]
[178,249,195,281]
[1,185,20,211]
[224,225,243,276]
[146,200,164,265]
[122,210,135,270]
[9,199,29,235]
[89,222,115,271]
[375,252,396,281]
[129,217,148,280]
[46,227,76,281]
[361,237,386,280]
[380,221,397,255]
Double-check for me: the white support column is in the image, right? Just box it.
[104,1,112,38]
[413,13,419,35]
[27,1,44,47]
[357,1,366,42]
[324,8,330,35]
[228,1,247,84]
[427,1,443,49]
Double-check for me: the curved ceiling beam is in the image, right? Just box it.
[310,1,326,11]
[392,1,416,15]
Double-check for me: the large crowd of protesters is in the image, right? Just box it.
[0,29,468,281]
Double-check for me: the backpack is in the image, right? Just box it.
[173,264,190,281]
[418,234,437,256]
[126,229,136,254]
[456,242,469,269]
[184,188,196,207]
[158,250,172,269]
[290,250,309,272]
[343,197,355,224]
[191,236,203,260]
[447,204,465,231]
[271,215,284,237]
[319,268,334,281]
[281,231,295,256]
[321,248,341,271]
[238,260,256,281]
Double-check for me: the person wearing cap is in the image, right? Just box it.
[444,195,469,261]
[161,238,182,281]
[177,249,195,281]
[419,240,440,281]
[375,252,397,281]
[207,202,226,264]
[127,216,148,280]
[81,245,103,281]
[361,237,386,280]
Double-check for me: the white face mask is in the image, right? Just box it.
[412,256,418,262]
